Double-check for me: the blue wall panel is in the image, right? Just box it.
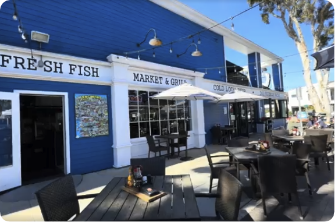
[0,0,226,81]
[0,77,113,174]
[272,63,284,91]
[203,101,228,144]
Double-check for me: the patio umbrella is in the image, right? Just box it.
[151,83,222,162]
[210,90,267,103]
[311,44,334,70]
[151,83,222,100]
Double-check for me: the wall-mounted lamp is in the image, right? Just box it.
[176,43,202,58]
[137,28,162,47]
[30,31,50,68]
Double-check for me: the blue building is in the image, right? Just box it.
[0,0,287,192]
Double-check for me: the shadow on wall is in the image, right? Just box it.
[203,100,229,144]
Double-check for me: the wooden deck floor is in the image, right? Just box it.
[239,158,334,221]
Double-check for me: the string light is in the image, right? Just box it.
[197,34,201,44]
[153,49,156,58]
[231,17,234,31]
[122,3,260,56]
[138,53,140,60]
[169,44,173,53]
[219,69,221,74]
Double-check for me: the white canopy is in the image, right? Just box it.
[151,83,222,100]
[211,90,267,103]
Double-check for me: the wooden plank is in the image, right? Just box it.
[182,175,200,220]
[122,185,166,202]
[143,176,165,220]
[101,190,129,221]
[88,178,126,221]
[74,177,122,221]
[171,175,186,220]
[128,197,148,221]
[114,194,138,221]
[157,176,173,220]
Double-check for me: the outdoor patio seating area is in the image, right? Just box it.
[0,134,333,221]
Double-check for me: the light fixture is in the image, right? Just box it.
[136,28,162,47]
[18,25,23,33]
[31,31,50,43]
[197,35,201,44]
[176,43,202,58]
[21,33,27,41]
[153,49,156,58]
[219,69,221,74]
[231,17,234,31]
[169,44,173,53]
[13,12,18,20]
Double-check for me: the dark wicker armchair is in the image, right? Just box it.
[146,135,169,158]
[310,134,331,171]
[227,137,250,174]
[250,155,303,219]
[211,126,224,145]
[170,130,188,156]
[264,133,290,153]
[35,175,97,221]
[130,157,165,176]
[204,146,237,193]
[195,169,243,221]
[291,142,313,195]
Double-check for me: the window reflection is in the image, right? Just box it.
[128,90,192,138]
[0,100,13,167]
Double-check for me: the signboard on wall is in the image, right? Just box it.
[0,50,111,83]
[75,94,109,138]
[129,71,191,87]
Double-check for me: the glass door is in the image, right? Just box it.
[238,102,249,137]
[0,92,21,192]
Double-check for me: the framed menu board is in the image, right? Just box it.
[75,94,109,138]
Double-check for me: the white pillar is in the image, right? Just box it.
[192,77,206,148]
[108,56,132,168]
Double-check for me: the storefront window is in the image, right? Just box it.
[129,90,192,138]
[0,100,13,167]
[279,100,288,118]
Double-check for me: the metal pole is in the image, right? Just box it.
[296,88,304,134]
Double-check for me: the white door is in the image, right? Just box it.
[0,92,21,192]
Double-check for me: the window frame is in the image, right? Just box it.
[128,89,192,139]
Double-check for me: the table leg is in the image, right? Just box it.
[180,141,193,161]
[169,138,180,159]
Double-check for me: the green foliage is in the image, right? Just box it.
[248,0,334,48]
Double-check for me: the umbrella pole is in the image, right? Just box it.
[180,99,193,162]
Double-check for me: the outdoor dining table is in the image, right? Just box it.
[74,175,200,221]
[221,126,236,140]
[272,135,304,142]
[225,147,287,180]
[156,134,191,160]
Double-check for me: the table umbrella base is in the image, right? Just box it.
[180,156,193,161]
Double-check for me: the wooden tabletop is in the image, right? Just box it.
[225,147,287,161]
[273,135,304,142]
[75,175,200,221]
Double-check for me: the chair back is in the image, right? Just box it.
[35,175,80,221]
[264,133,274,147]
[292,143,311,176]
[310,134,328,152]
[130,157,166,176]
[178,130,188,146]
[215,169,243,221]
[146,135,157,152]
[304,135,312,144]
[211,126,222,138]
[257,155,298,194]
[227,137,249,147]
[204,146,214,173]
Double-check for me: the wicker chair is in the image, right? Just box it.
[130,157,165,176]
[250,155,303,219]
[264,133,290,153]
[170,130,188,156]
[204,146,237,193]
[291,142,313,195]
[35,175,97,221]
[211,126,224,145]
[195,169,243,221]
[310,134,331,171]
[227,137,250,175]
[146,135,169,158]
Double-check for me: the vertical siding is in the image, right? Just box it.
[0,77,113,174]
[203,101,229,144]
[0,0,226,81]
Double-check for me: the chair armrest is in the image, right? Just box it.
[77,194,98,199]
[195,193,219,198]
[250,163,259,175]
[210,154,231,158]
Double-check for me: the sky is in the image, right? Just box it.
[179,0,334,91]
